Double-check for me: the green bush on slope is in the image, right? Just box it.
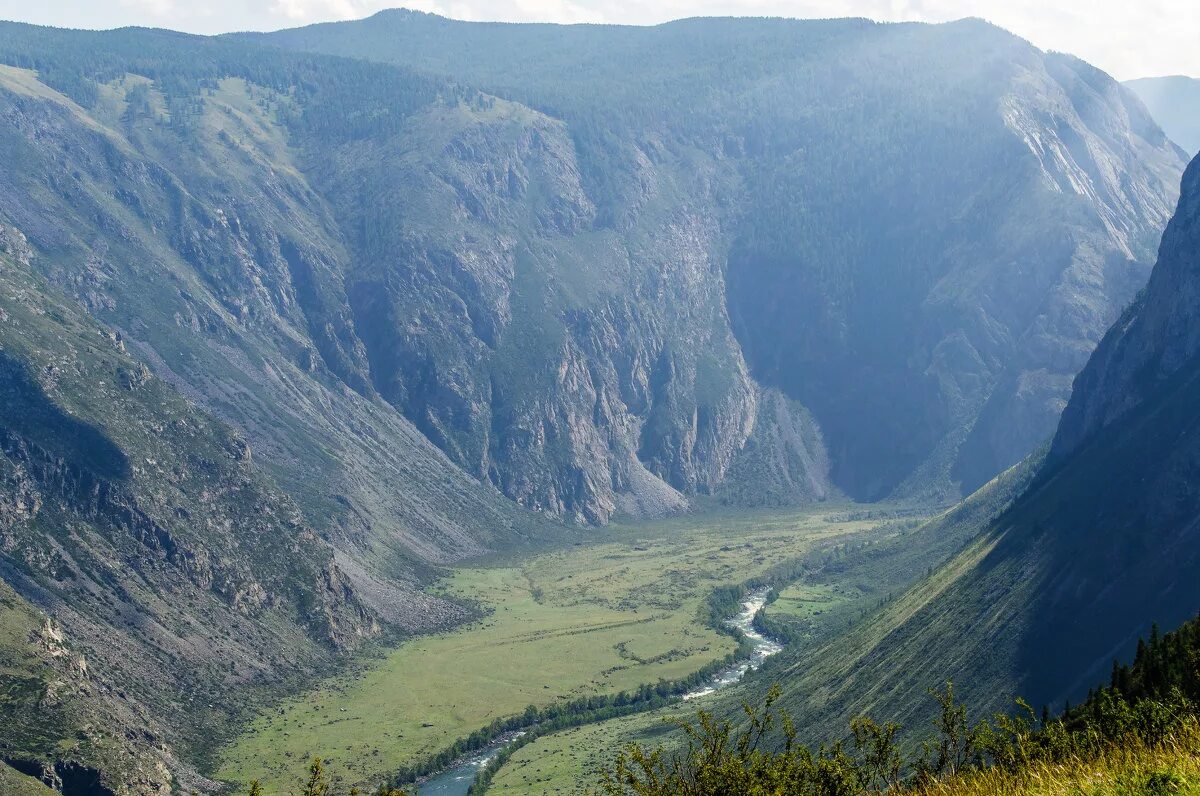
[592,615,1200,795]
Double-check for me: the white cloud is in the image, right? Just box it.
[267,0,376,23]
[117,0,176,17]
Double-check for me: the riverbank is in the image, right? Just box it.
[455,588,784,795]
[216,506,899,794]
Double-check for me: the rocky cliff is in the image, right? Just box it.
[258,13,1186,504]
[759,152,1200,742]
[0,224,379,793]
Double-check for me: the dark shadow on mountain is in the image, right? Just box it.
[1010,354,1200,709]
[5,759,117,796]
[0,351,129,481]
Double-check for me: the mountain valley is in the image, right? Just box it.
[0,8,1197,796]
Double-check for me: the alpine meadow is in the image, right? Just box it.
[0,4,1199,796]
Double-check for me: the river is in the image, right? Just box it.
[416,587,782,795]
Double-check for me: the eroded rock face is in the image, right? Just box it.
[256,13,1186,506]
[1054,155,1200,458]
[0,234,376,794]
[322,104,764,522]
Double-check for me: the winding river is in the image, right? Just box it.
[417,587,782,795]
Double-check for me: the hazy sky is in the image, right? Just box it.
[0,1,1196,80]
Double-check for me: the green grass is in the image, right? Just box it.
[768,582,864,623]
[493,705,1200,796]
[216,506,894,793]
[0,763,57,796]
[478,504,971,796]
[914,719,1200,796]
[487,708,679,796]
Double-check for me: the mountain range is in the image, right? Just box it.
[0,10,1194,793]
[248,11,1186,506]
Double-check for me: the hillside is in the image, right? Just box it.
[594,612,1200,795]
[744,152,1200,744]
[1126,76,1200,155]
[252,11,1185,503]
[0,225,377,792]
[0,27,552,577]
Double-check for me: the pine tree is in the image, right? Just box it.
[302,757,330,796]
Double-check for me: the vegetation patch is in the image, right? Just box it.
[217,507,896,793]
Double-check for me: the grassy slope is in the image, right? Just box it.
[720,348,1200,756]
[0,580,90,766]
[0,762,57,796]
[216,506,899,793]
[916,720,1200,796]
[746,452,1046,743]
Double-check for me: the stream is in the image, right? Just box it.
[416,587,782,795]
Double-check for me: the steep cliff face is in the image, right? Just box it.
[0,225,379,793]
[760,153,1200,742]
[1054,157,1200,457]
[255,13,1186,503]
[317,100,763,522]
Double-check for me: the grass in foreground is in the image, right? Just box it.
[218,506,891,793]
[595,687,1200,796]
[593,615,1200,796]
[914,728,1200,795]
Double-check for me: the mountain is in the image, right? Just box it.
[0,223,376,792]
[0,29,560,790]
[0,18,1178,529]
[250,11,1186,504]
[0,26,550,560]
[1126,76,1200,155]
[757,151,1200,742]
[0,15,1190,788]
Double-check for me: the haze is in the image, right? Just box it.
[0,0,1194,79]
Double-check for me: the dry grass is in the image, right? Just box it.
[913,720,1200,796]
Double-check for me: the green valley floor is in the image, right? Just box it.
[216,505,927,793]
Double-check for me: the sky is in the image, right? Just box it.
[0,1,1196,80]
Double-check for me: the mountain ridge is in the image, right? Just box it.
[750,150,1200,746]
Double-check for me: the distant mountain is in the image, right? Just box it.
[1126,76,1200,155]
[761,151,1200,742]
[254,12,1186,505]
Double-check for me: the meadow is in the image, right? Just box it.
[216,505,897,793]
[479,507,957,796]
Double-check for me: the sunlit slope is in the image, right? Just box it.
[0,56,552,611]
